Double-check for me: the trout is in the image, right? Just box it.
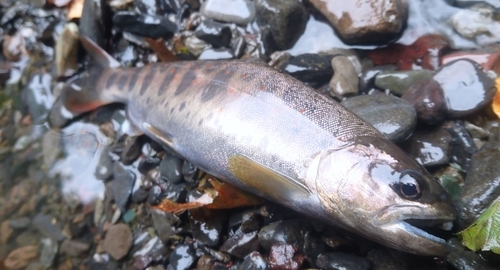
[56,37,456,255]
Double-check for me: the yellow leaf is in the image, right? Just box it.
[492,77,500,118]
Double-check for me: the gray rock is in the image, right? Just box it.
[159,155,184,184]
[329,56,359,98]
[95,147,113,180]
[189,209,224,247]
[240,252,269,270]
[33,214,65,242]
[61,239,90,257]
[341,95,417,142]
[201,0,256,25]
[278,54,334,88]
[444,121,477,171]
[220,229,260,258]
[22,72,54,125]
[402,126,452,167]
[447,238,497,270]
[8,217,30,229]
[40,238,58,269]
[316,252,372,270]
[168,243,196,270]
[103,223,133,260]
[195,19,232,48]
[112,162,136,212]
[151,209,179,243]
[374,70,433,96]
[258,220,307,251]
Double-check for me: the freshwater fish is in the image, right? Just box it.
[57,37,456,256]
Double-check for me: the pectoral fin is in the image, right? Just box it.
[142,122,179,155]
[228,155,311,202]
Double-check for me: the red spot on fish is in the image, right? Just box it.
[169,68,175,74]
[173,75,179,82]
[242,73,248,78]
[300,108,305,114]
[259,85,264,90]
[225,70,231,75]
[193,79,199,85]
[229,88,236,94]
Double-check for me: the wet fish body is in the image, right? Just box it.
[61,38,457,256]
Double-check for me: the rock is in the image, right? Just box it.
[113,11,177,39]
[168,243,196,270]
[131,186,149,203]
[308,0,407,44]
[402,126,452,167]
[401,78,447,125]
[149,185,163,205]
[185,35,208,57]
[151,209,179,243]
[231,35,246,58]
[79,0,112,50]
[133,236,168,268]
[433,59,496,118]
[442,48,500,75]
[195,19,232,48]
[316,252,372,270]
[189,209,224,247]
[220,229,260,258]
[22,72,54,125]
[258,220,307,251]
[368,35,449,70]
[112,162,136,212]
[444,121,477,171]
[103,223,133,260]
[138,156,161,175]
[198,48,234,60]
[199,245,232,263]
[3,31,27,62]
[61,239,91,257]
[40,238,58,269]
[329,56,359,98]
[268,243,304,270]
[451,4,500,43]
[8,217,31,229]
[1,220,13,243]
[446,238,497,270]
[359,65,397,94]
[374,70,433,96]
[303,232,326,265]
[241,252,269,270]
[32,214,65,242]
[197,254,215,270]
[201,0,256,25]
[95,147,114,180]
[120,135,144,165]
[5,245,38,269]
[182,161,198,183]
[159,155,184,184]
[341,95,417,142]
[457,141,500,229]
[366,248,407,270]
[255,0,308,51]
[55,22,79,78]
[278,54,334,88]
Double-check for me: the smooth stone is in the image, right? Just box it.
[316,252,372,270]
[201,0,256,25]
[185,35,208,57]
[433,59,496,118]
[444,121,477,171]
[113,11,177,39]
[457,141,500,229]
[194,19,232,48]
[148,185,163,205]
[220,229,260,259]
[22,72,54,125]
[0,220,12,244]
[451,4,500,43]
[268,243,304,270]
[60,239,90,257]
[341,95,417,142]
[308,0,407,44]
[159,155,184,184]
[95,147,113,180]
[329,55,359,98]
[182,161,198,183]
[104,223,133,260]
[240,252,269,270]
[112,162,136,212]
[138,156,161,175]
[278,53,334,88]
[257,220,307,251]
[401,78,447,125]
[4,245,38,270]
[303,232,326,265]
[120,135,144,165]
[442,48,500,75]
[374,70,433,96]
[151,209,179,243]
[189,209,224,247]
[8,217,31,229]
[131,186,149,203]
[359,65,398,94]
[198,48,234,60]
[255,0,308,51]
[32,214,65,242]
[447,238,497,270]
[366,248,407,270]
[40,238,58,269]
[168,243,196,270]
[402,126,452,167]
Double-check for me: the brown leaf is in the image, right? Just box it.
[492,77,500,118]
[153,192,216,214]
[144,38,178,62]
[205,176,264,209]
[67,0,84,20]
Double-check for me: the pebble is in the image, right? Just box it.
[8,217,31,229]
[185,35,208,57]
[149,185,163,205]
[201,0,256,25]
[1,220,13,243]
[168,243,196,270]
[255,0,308,51]
[366,248,405,270]
[402,126,452,167]
[457,141,500,229]
[241,251,269,270]
[182,161,199,183]
[103,223,133,260]
[447,238,497,270]
[278,53,334,88]
[198,48,234,60]
[442,48,500,75]
[22,72,54,125]
[308,0,407,44]
[329,55,359,98]
[316,252,372,270]
[40,238,58,269]
[258,220,307,251]
[451,4,500,43]
[138,156,161,175]
[303,231,326,265]
[374,70,433,96]
[433,59,496,118]
[61,239,91,257]
[159,155,184,184]
[194,19,232,48]
[401,78,447,125]
[267,243,304,270]
[359,65,397,94]
[32,213,65,242]
[113,11,177,39]
[189,209,224,247]
[4,245,39,270]
[131,186,149,203]
[220,228,260,258]
[341,95,417,142]
[55,22,79,78]
[112,162,136,212]
[120,135,144,165]
[95,148,114,180]
[444,121,477,171]
[151,209,179,243]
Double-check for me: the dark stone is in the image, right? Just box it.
[268,243,304,270]
[195,19,232,48]
[79,0,112,50]
[199,245,232,263]
[316,252,372,270]
[359,65,398,94]
[120,135,144,165]
[258,220,307,251]
[303,232,326,265]
[112,162,136,212]
[159,155,184,184]
[375,70,434,96]
[278,54,334,88]
[341,94,417,142]
[22,72,54,125]
[95,147,113,180]
[113,11,177,39]
[231,35,246,59]
[402,78,447,125]
[255,0,308,51]
[131,186,149,203]
[148,185,163,205]
[220,229,260,259]
[8,217,30,229]
[151,209,179,243]
[138,156,161,175]
[189,208,224,247]
[168,243,196,270]
[61,239,90,257]
[182,161,199,183]
[240,252,269,270]
[32,214,65,242]
[444,121,477,171]
[447,238,497,270]
[402,126,452,167]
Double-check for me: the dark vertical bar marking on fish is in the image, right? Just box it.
[140,67,156,96]
[175,69,197,96]
[158,66,177,96]
[128,70,140,92]
[179,101,186,112]
[106,73,118,89]
[117,74,128,90]
[201,67,235,102]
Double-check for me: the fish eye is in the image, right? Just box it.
[391,171,423,200]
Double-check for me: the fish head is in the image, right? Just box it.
[315,136,457,255]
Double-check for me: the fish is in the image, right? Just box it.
[55,36,457,256]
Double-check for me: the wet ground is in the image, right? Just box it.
[1,0,500,269]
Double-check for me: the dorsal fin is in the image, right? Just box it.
[80,36,121,69]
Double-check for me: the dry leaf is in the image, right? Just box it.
[492,77,500,118]
[144,38,178,62]
[67,0,84,20]
[205,176,264,209]
[153,192,216,214]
